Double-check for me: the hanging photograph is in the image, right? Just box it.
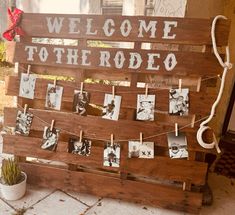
[102,94,122,121]
[136,94,155,121]
[167,132,188,159]
[128,141,154,159]
[41,126,60,151]
[169,88,189,116]
[45,83,63,111]
[68,138,91,156]
[72,90,90,116]
[15,110,33,136]
[19,73,36,99]
[103,142,120,167]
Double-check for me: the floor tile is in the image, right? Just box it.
[0,199,16,215]
[85,198,184,215]
[25,190,88,215]
[0,184,55,210]
[66,191,99,206]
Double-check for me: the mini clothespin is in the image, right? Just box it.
[111,134,114,146]
[217,74,222,81]
[178,79,182,92]
[80,82,84,94]
[145,84,148,98]
[140,132,143,144]
[50,120,55,131]
[23,104,28,115]
[27,65,31,76]
[212,133,221,154]
[112,86,115,100]
[53,78,57,88]
[79,130,83,142]
[175,123,178,137]
[14,62,19,73]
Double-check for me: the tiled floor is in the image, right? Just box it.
[0,172,234,215]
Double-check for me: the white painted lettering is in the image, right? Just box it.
[129,52,142,69]
[53,48,65,64]
[138,20,157,38]
[39,47,49,62]
[81,50,91,66]
[25,46,37,61]
[114,51,125,69]
[147,53,160,70]
[99,51,111,67]
[120,19,132,37]
[86,18,98,35]
[164,53,177,71]
[162,21,177,39]
[68,18,81,34]
[103,19,115,37]
[46,17,64,34]
[67,49,78,65]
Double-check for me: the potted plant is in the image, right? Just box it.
[0,158,27,200]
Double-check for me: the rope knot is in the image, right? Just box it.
[224,62,233,70]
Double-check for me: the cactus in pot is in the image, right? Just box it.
[0,158,27,200]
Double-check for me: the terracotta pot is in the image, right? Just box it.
[0,171,27,201]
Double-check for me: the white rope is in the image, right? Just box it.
[197,15,233,153]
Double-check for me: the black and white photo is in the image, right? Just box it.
[45,83,63,111]
[72,90,90,116]
[68,138,91,156]
[41,126,60,151]
[102,94,121,121]
[19,73,36,99]
[15,110,33,136]
[169,88,189,116]
[136,95,155,121]
[128,141,154,159]
[167,132,188,159]
[103,142,120,167]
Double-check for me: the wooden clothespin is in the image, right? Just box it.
[53,78,57,88]
[50,120,55,131]
[79,130,83,142]
[191,115,196,128]
[80,82,84,94]
[111,134,114,146]
[145,83,148,98]
[112,86,115,100]
[175,123,178,137]
[23,104,28,115]
[213,133,221,154]
[14,62,19,74]
[140,132,143,144]
[27,65,31,76]
[178,79,182,92]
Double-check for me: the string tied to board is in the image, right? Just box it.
[197,15,233,153]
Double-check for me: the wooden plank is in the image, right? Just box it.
[20,162,202,213]
[5,75,217,116]
[19,13,230,46]
[3,134,207,185]
[11,42,223,76]
[4,107,215,153]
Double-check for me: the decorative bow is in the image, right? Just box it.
[3,8,25,41]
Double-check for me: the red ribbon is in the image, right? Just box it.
[3,8,25,41]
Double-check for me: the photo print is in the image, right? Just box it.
[72,90,90,116]
[102,94,122,121]
[128,141,154,159]
[169,88,189,116]
[103,142,121,167]
[167,132,188,159]
[68,138,91,156]
[45,83,63,111]
[41,126,60,151]
[15,110,33,136]
[19,73,36,99]
[136,94,155,121]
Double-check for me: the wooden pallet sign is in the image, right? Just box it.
[4,13,230,214]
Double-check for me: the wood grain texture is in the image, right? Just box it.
[20,162,203,213]
[3,134,207,185]
[19,13,230,46]
[11,42,224,76]
[5,75,217,116]
[4,107,215,154]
